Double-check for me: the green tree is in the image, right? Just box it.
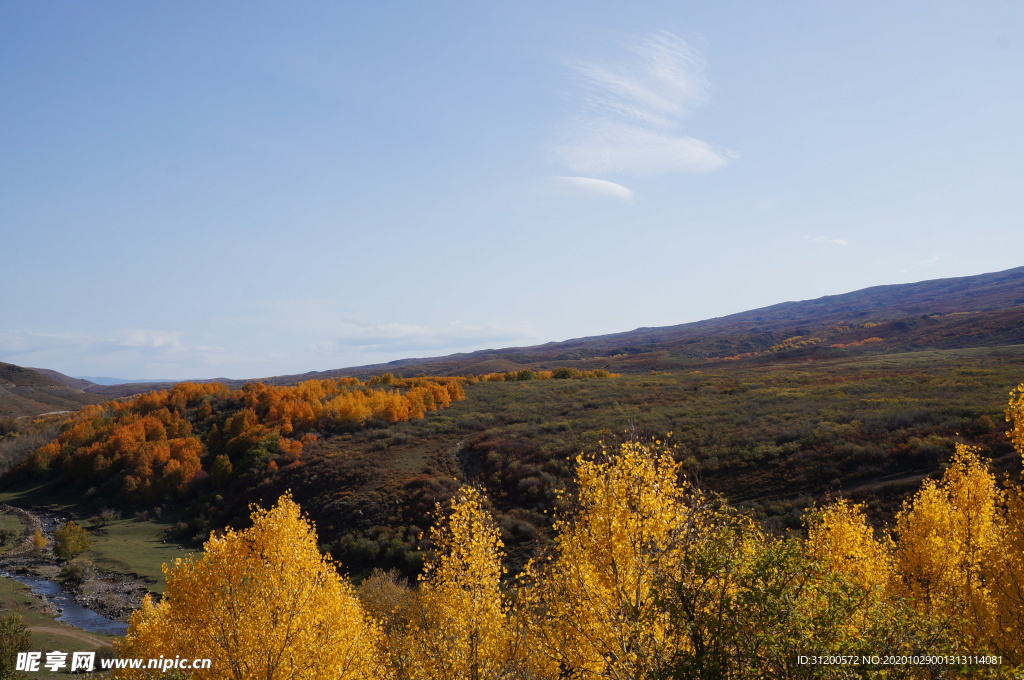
[53,521,91,560]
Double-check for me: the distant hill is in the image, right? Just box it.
[241,265,1024,384]
[75,376,176,386]
[28,367,97,390]
[21,369,180,400]
[0,363,106,418]
[30,265,1024,400]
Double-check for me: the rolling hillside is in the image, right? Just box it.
[3,266,1024,580]
[0,363,105,418]
[245,265,1024,383]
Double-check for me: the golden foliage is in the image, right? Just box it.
[895,445,1002,619]
[1007,382,1024,468]
[988,484,1024,663]
[522,441,687,679]
[31,528,46,551]
[103,381,1024,676]
[807,500,894,594]
[893,442,1024,663]
[404,487,522,680]
[115,494,389,680]
[19,375,466,502]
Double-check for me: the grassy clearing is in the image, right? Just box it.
[85,519,193,593]
[0,479,86,512]
[0,479,192,591]
[0,511,25,555]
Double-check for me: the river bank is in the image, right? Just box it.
[0,503,152,626]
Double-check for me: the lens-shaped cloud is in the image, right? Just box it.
[550,176,635,201]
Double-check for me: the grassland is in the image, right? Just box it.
[0,511,24,556]
[84,518,192,592]
[0,484,187,676]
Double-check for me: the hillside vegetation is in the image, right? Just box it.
[7,375,469,503]
[114,384,1024,678]
[3,346,1020,583]
[226,265,1024,383]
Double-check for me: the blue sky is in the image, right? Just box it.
[2,1,1022,380]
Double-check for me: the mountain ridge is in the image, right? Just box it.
[237,265,1024,384]
[12,265,1024,400]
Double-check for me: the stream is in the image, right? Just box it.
[1,569,128,636]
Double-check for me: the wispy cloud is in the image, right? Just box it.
[809,236,849,247]
[0,309,543,381]
[305,317,541,354]
[549,176,635,201]
[0,329,202,379]
[900,255,940,274]
[552,32,734,176]
[0,329,184,356]
[118,329,184,350]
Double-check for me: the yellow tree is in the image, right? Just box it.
[404,486,524,680]
[806,500,894,596]
[1006,382,1024,467]
[894,444,1003,653]
[984,483,1024,664]
[115,493,389,680]
[53,520,92,560]
[521,441,687,679]
[988,383,1024,663]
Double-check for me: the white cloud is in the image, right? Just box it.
[550,176,635,201]
[1,308,543,381]
[118,329,184,350]
[552,32,734,176]
[810,236,849,247]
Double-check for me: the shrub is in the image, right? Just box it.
[53,521,92,560]
[58,557,93,585]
